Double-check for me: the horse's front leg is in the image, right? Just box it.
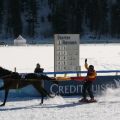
[0,85,5,106]
[0,88,9,106]
[0,85,5,91]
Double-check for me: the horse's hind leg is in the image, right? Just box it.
[32,84,45,104]
[40,87,54,98]
[32,83,52,104]
[0,88,9,106]
[39,94,44,105]
[39,87,52,105]
[34,84,53,98]
[38,87,57,105]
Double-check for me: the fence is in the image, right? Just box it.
[1,70,120,97]
[44,70,120,76]
[43,70,120,96]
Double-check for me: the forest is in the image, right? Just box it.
[0,0,120,40]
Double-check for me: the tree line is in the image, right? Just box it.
[51,0,120,38]
[0,0,120,39]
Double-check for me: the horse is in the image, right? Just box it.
[0,67,58,106]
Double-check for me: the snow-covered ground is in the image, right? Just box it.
[0,44,120,73]
[0,89,120,120]
[0,44,120,120]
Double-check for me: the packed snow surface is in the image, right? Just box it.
[0,89,120,120]
[0,44,120,73]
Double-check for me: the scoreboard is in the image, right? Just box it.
[54,34,80,72]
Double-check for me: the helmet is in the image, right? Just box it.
[36,63,40,68]
[89,65,94,70]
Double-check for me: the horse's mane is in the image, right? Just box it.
[0,67,13,77]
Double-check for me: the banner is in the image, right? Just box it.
[44,75,120,96]
[0,75,120,97]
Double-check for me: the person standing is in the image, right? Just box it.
[34,63,44,74]
[34,63,44,88]
[80,59,97,102]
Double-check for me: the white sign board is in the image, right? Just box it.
[54,34,80,72]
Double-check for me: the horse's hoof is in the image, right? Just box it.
[39,103,43,105]
[0,104,5,106]
[49,93,56,98]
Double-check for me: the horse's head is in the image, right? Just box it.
[0,67,12,78]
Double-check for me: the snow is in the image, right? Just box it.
[0,43,120,120]
[0,44,120,73]
[0,91,120,120]
[0,45,54,73]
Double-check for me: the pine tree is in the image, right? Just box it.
[27,0,37,37]
[111,3,120,38]
[0,0,4,34]
[8,0,22,37]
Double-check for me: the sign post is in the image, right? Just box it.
[54,34,80,73]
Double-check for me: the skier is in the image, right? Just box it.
[80,59,97,102]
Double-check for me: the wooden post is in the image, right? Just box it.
[54,73,56,77]
[14,67,16,72]
[76,66,81,77]
[64,73,67,77]
[116,72,118,76]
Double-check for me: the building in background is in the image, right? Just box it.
[14,35,27,46]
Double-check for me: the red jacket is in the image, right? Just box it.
[85,63,96,81]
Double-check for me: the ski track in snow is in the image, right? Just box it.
[0,89,120,120]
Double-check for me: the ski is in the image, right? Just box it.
[72,100,97,104]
